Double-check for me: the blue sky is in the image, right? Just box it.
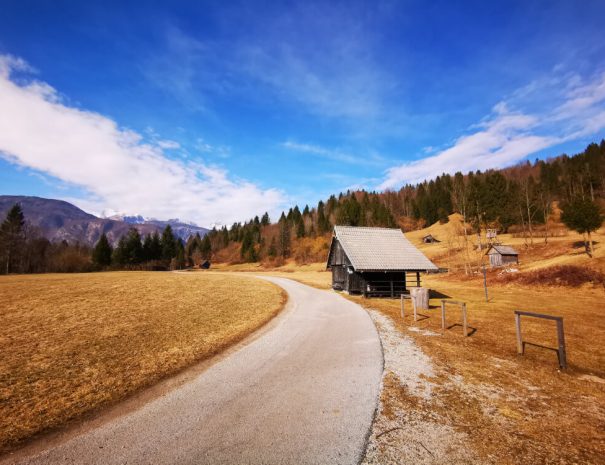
[0,1,604,226]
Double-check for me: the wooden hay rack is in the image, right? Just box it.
[514,310,567,369]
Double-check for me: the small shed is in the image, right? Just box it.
[422,234,440,244]
[326,226,438,297]
[200,260,211,269]
[486,245,518,268]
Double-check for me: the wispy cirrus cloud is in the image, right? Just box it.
[143,3,398,123]
[0,54,284,226]
[282,140,386,167]
[379,71,605,190]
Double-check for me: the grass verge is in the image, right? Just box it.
[0,271,285,452]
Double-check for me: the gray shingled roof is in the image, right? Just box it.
[332,226,438,271]
[487,245,518,256]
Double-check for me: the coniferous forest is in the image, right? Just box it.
[1,139,604,273]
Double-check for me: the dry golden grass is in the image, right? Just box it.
[348,275,605,463]
[0,271,285,452]
[406,213,605,274]
[212,262,332,290]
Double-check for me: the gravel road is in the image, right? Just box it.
[6,276,383,465]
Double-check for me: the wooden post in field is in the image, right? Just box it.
[400,294,405,319]
[441,300,446,331]
[515,312,523,354]
[482,265,489,302]
[462,303,468,337]
[556,318,567,369]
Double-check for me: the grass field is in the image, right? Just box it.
[0,271,285,452]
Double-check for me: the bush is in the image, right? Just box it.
[497,265,605,287]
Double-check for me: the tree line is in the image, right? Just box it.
[204,139,605,263]
[0,205,213,274]
[2,139,604,272]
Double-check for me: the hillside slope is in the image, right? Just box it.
[405,213,605,273]
[0,196,208,245]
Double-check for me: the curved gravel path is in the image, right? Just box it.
[6,276,383,465]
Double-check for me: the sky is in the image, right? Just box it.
[0,0,604,227]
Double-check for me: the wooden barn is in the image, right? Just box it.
[422,234,440,243]
[326,226,438,297]
[486,245,519,268]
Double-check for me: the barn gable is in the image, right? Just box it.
[327,226,438,272]
[326,226,437,297]
[486,244,519,268]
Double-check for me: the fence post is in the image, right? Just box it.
[413,296,418,322]
[400,294,404,319]
[441,300,446,330]
[557,319,567,369]
[462,303,468,337]
[515,312,523,354]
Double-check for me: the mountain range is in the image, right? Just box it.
[0,196,209,246]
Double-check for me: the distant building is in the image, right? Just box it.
[326,226,438,297]
[422,234,440,244]
[486,245,519,268]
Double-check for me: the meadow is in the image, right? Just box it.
[0,271,285,451]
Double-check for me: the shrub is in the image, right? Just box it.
[497,265,605,287]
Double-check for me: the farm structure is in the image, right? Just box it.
[486,245,519,268]
[326,226,438,297]
[422,234,441,243]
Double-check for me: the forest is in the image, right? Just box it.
[1,139,604,273]
[203,139,605,264]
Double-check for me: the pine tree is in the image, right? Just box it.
[0,204,26,274]
[149,231,162,260]
[112,236,128,265]
[268,237,277,257]
[261,212,270,226]
[142,234,153,261]
[124,228,143,264]
[278,218,291,258]
[175,240,186,269]
[161,225,177,260]
[317,201,330,234]
[92,233,112,267]
[200,234,212,260]
[296,218,305,238]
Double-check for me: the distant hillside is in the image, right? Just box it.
[0,196,208,245]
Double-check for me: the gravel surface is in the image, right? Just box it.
[362,309,481,465]
[3,277,383,465]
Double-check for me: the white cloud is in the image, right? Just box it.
[379,71,605,190]
[156,139,180,150]
[0,55,284,226]
[282,140,386,166]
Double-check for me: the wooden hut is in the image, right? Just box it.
[486,245,518,268]
[326,226,438,297]
[422,234,440,243]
